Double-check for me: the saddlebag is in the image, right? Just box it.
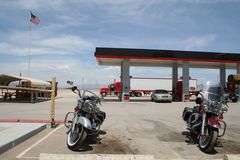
[182,107,193,121]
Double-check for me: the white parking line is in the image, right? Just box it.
[18,156,38,159]
[16,125,64,159]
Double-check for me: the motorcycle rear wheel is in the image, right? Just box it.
[67,124,87,151]
[199,126,218,153]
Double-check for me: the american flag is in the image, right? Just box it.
[30,11,40,25]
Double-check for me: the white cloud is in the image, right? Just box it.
[56,15,87,27]
[56,64,71,71]
[0,42,75,56]
[0,57,121,87]
[184,34,216,50]
[1,0,67,10]
[95,34,217,51]
[36,35,93,53]
[103,66,120,71]
[0,29,93,56]
[184,0,239,4]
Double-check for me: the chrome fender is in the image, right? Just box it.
[77,117,92,129]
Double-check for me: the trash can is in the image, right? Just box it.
[184,95,190,102]
[124,93,130,101]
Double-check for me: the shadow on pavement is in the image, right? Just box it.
[76,130,107,152]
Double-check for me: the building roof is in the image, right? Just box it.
[95,47,240,69]
[0,74,51,89]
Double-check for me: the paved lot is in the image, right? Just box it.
[0,89,240,159]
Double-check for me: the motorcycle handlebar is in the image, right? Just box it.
[67,82,103,103]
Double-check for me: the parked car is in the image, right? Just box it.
[151,89,172,102]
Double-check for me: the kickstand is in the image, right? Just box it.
[186,135,196,145]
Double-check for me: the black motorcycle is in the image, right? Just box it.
[64,86,106,151]
[182,82,228,153]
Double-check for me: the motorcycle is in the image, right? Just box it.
[182,82,228,153]
[64,86,106,151]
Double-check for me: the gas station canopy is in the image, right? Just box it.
[95,47,240,69]
[95,47,240,102]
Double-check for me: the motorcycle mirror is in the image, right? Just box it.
[71,86,77,92]
[195,91,200,96]
[67,81,73,85]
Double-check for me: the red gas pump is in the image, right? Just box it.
[176,81,183,101]
[227,83,236,93]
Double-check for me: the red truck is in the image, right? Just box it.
[100,82,122,97]
[100,77,197,98]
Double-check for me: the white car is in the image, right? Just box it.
[151,89,172,102]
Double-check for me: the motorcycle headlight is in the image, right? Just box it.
[82,100,94,113]
[208,101,221,114]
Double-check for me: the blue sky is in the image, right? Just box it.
[0,0,240,87]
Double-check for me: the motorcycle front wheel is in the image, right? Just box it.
[67,124,87,151]
[199,126,218,153]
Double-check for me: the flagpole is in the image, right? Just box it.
[28,20,32,77]
[28,10,40,77]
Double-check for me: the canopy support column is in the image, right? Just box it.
[120,59,130,102]
[220,64,226,88]
[172,62,178,101]
[182,62,189,101]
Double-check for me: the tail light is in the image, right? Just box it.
[91,114,96,119]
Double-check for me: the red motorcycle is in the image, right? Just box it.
[182,82,228,153]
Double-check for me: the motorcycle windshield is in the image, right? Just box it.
[202,81,224,102]
[199,81,228,116]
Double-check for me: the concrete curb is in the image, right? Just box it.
[39,153,156,160]
[0,123,46,154]
[39,153,240,160]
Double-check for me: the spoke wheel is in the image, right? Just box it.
[199,126,218,153]
[67,124,87,151]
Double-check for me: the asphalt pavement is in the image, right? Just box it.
[0,90,240,160]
